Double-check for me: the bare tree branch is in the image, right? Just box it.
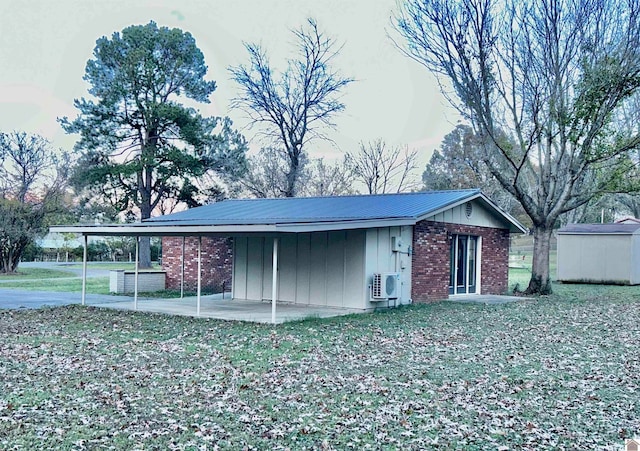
[0,132,70,273]
[299,157,356,197]
[230,18,354,197]
[347,139,420,194]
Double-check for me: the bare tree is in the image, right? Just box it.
[238,148,355,198]
[395,0,640,294]
[300,157,356,197]
[559,195,616,226]
[230,18,354,197]
[0,132,69,203]
[347,139,420,194]
[0,133,51,202]
[0,132,69,273]
[237,148,293,199]
[616,194,640,219]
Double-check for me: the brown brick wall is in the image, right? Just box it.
[477,226,510,295]
[411,221,510,302]
[161,236,233,292]
[411,222,451,302]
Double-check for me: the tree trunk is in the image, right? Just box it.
[0,257,9,274]
[285,159,299,197]
[138,236,152,268]
[1,254,18,273]
[525,226,553,295]
[138,199,153,269]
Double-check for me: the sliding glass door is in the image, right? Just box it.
[449,235,478,295]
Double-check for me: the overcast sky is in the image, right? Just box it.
[0,0,460,171]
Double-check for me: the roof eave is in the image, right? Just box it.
[50,218,416,236]
[49,224,279,236]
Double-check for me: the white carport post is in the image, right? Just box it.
[134,236,139,310]
[271,237,279,325]
[197,236,202,316]
[180,236,185,299]
[81,235,88,306]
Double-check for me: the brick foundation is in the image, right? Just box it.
[161,237,233,292]
[411,221,510,302]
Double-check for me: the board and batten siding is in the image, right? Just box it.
[232,230,367,308]
[425,199,506,229]
[364,225,413,308]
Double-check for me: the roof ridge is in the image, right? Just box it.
[221,188,481,203]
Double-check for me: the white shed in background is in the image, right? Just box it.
[557,223,640,285]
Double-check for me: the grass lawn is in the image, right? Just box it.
[0,263,140,294]
[1,283,639,449]
[0,278,110,293]
[0,267,77,280]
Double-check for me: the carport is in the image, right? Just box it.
[49,226,288,324]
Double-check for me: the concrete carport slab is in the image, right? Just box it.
[90,294,363,324]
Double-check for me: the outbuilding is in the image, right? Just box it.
[557,223,640,285]
[52,189,526,322]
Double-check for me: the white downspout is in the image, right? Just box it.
[197,236,202,316]
[476,236,482,294]
[81,235,87,306]
[394,249,400,308]
[134,236,139,310]
[271,237,279,325]
[180,236,185,299]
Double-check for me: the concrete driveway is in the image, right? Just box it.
[0,262,127,309]
[0,289,131,309]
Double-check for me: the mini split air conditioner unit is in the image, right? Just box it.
[372,272,400,300]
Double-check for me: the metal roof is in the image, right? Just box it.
[51,189,527,235]
[558,223,640,234]
[145,189,481,225]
